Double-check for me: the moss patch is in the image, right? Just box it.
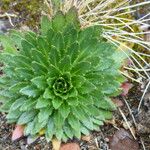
[1,0,43,28]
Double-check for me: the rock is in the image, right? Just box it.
[0,19,13,33]
[0,20,6,33]
[27,135,39,145]
[60,143,80,150]
[109,128,139,150]
[12,125,24,141]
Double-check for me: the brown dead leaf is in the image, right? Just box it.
[109,128,139,150]
[112,98,124,107]
[121,82,133,96]
[81,135,91,142]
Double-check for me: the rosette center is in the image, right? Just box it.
[53,77,70,94]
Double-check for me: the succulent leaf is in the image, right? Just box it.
[0,7,126,141]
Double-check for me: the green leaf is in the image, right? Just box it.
[32,61,48,75]
[59,102,70,119]
[98,97,116,111]
[79,80,96,94]
[82,116,94,130]
[31,76,47,90]
[68,88,78,98]
[24,31,37,46]
[63,25,78,47]
[55,128,63,140]
[62,133,68,142]
[9,30,24,50]
[66,42,79,63]
[63,123,73,139]
[71,75,86,88]
[58,55,71,72]
[52,11,66,32]
[13,55,31,68]
[37,36,49,56]
[24,120,35,135]
[9,82,28,93]
[43,88,54,99]
[49,46,60,66]
[0,99,16,112]
[36,96,50,108]
[65,7,80,29]
[52,32,64,57]
[47,65,60,77]
[84,105,101,117]
[97,58,114,71]
[67,97,78,106]
[112,50,128,68]
[0,35,17,54]
[31,49,49,67]
[40,16,52,35]
[72,106,87,121]
[99,110,113,120]
[0,90,14,98]
[92,117,104,126]
[0,53,14,65]
[38,107,53,123]
[68,114,80,134]
[18,110,37,125]
[52,97,63,109]
[79,26,101,42]
[0,76,9,85]
[77,39,98,61]
[10,97,27,111]
[78,94,93,105]
[33,116,45,134]
[6,109,22,120]
[21,40,35,57]
[20,85,39,97]
[15,68,33,80]
[20,99,36,111]
[81,126,90,135]
[53,111,64,129]
[45,118,54,142]
[71,61,91,75]
[46,28,55,45]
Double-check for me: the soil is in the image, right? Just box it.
[0,1,150,150]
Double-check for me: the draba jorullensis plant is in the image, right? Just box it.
[0,7,126,141]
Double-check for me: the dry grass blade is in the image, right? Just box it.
[122,97,137,127]
[119,108,136,140]
[138,80,150,112]
[0,13,17,26]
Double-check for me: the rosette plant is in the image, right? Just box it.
[0,7,126,141]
